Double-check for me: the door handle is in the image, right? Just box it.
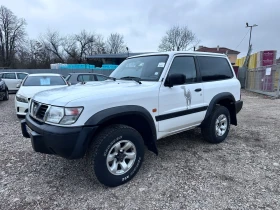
[195,88,202,92]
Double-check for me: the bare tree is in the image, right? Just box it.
[40,29,65,63]
[63,30,96,63]
[14,39,51,68]
[0,5,26,67]
[158,26,199,51]
[106,33,126,54]
[85,34,106,55]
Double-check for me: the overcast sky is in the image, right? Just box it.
[1,0,279,57]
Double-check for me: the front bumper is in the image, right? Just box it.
[235,100,243,114]
[15,100,29,115]
[21,114,98,159]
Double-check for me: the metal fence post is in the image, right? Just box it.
[277,65,280,98]
[245,69,248,90]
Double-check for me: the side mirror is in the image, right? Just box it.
[67,82,71,86]
[16,83,21,88]
[165,74,186,87]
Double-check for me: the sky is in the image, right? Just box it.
[1,0,279,58]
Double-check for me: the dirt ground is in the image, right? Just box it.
[0,90,279,210]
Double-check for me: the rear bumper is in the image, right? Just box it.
[21,114,98,159]
[235,100,243,114]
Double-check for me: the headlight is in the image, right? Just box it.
[16,94,28,103]
[60,107,83,125]
[45,106,64,124]
[45,106,83,125]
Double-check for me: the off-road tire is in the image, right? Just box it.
[3,88,9,100]
[201,105,230,144]
[86,124,145,187]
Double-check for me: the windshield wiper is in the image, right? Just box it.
[107,77,116,81]
[120,76,142,84]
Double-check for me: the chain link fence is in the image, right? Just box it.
[245,64,280,98]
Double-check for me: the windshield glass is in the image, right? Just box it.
[23,76,66,86]
[110,55,168,81]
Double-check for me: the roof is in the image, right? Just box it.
[28,73,61,77]
[86,52,153,59]
[128,51,227,59]
[68,73,108,76]
[196,47,240,54]
[0,72,28,74]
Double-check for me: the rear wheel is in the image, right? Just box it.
[86,124,145,187]
[201,106,230,144]
[3,89,9,100]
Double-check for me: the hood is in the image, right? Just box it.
[17,85,68,99]
[33,80,158,106]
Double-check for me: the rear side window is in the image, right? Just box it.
[96,75,108,81]
[17,73,28,79]
[77,74,94,82]
[197,57,233,82]
[3,73,16,79]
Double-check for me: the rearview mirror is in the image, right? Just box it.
[165,74,186,87]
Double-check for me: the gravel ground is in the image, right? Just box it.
[0,91,280,210]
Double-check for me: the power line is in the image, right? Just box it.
[235,29,250,50]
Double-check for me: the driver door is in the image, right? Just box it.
[158,56,207,132]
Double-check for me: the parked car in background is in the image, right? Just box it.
[65,73,109,85]
[0,72,28,92]
[0,77,9,101]
[15,73,68,117]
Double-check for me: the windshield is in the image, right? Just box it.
[110,55,168,81]
[23,76,66,86]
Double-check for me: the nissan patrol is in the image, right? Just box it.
[21,51,243,187]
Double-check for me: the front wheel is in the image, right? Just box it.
[3,89,9,100]
[86,124,145,187]
[201,105,230,144]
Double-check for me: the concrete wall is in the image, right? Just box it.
[0,69,114,77]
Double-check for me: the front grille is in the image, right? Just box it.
[36,105,48,120]
[30,100,49,121]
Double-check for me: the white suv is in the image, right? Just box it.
[21,51,243,187]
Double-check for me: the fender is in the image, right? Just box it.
[85,105,158,155]
[204,92,237,126]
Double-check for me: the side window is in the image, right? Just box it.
[168,56,197,83]
[96,75,108,81]
[77,74,92,82]
[3,73,16,79]
[17,73,28,80]
[197,56,233,82]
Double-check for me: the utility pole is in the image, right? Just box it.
[126,47,129,57]
[246,22,258,49]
